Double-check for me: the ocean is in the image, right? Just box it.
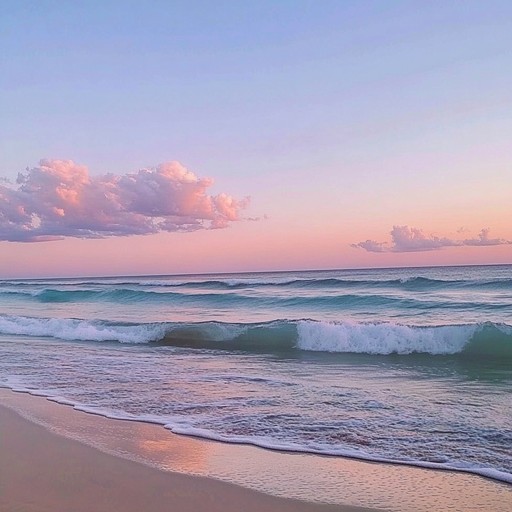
[0,264,511,487]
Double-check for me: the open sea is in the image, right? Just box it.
[0,265,511,485]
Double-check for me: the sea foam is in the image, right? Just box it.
[296,320,477,354]
[1,314,511,357]
[0,315,166,343]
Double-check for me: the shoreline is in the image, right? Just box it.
[0,403,361,512]
[2,384,511,487]
[1,388,511,511]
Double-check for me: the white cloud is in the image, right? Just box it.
[463,228,510,247]
[350,239,387,252]
[0,159,249,242]
[352,225,511,253]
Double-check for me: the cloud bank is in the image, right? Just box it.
[0,159,249,242]
[352,226,511,253]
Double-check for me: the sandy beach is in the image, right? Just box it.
[0,401,373,512]
[1,388,511,512]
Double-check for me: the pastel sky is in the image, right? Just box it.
[1,1,511,278]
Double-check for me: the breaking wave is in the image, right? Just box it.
[1,314,511,358]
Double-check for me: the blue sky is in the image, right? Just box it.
[1,1,511,276]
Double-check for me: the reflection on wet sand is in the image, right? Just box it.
[1,389,510,512]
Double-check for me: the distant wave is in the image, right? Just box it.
[0,287,429,309]
[2,275,511,292]
[164,275,512,291]
[0,287,500,312]
[0,288,261,305]
[1,315,511,359]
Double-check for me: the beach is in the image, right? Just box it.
[1,388,511,512]
[0,393,369,512]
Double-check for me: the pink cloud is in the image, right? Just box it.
[387,225,460,252]
[352,225,511,253]
[463,228,510,247]
[351,239,387,253]
[0,159,249,242]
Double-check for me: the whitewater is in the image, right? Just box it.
[0,265,511,485]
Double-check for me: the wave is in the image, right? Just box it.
[296,321,512,357]
[1,287,499,313]
[2,386,510,487]
[0,287,261,305]
[3,276,512,292]
[1,314,511,359]
[0,287,441,310]
[0,314,168,343]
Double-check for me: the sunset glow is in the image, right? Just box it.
[1,1,511,277]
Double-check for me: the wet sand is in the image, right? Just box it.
[0,403,374,512]
[1,389,510,512]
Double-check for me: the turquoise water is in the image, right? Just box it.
[0,265,511,483]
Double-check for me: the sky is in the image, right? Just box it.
[1,0,511,278]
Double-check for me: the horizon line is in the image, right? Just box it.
[2,262,510,281]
